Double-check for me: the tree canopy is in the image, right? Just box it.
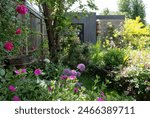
[29,0,97,63]
[118,0,146,23]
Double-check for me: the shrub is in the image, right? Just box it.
[122,17,150,49]
[61,36,90,68]
[103,48,128,69]
[105,49,150,100]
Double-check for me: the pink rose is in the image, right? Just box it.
[4,41,14,51]
[16,4,28,15]
[15,28,22,34]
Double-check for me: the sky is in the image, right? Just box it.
[73,0,150,23]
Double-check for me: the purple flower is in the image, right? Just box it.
[97,98,104,101]
[34,69,42,76]
[16,4,28,15]
[71,70,77,76]
[63,69,71,76]
[74,88,78,93]
[48,86,53,92]
[60,75,68,80]
[9,85,16,92]
[77,71,81,77]
[77,63,85,72]
[100,91,106,98]
[68,75,76,80]
[12,96,21,101]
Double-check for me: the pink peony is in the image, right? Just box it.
[15,28,22,34]
[97,98,104,101]
[16,4,28,15]
[4,41,14,51]
[77,63,85,72]
[74,88,78,93]
[9,85,16,92]
[12,96,21,101]
[34,69,42,76]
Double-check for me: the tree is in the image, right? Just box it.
[102,8,110,15]
[30,0,97,63]
[118,0,146,23]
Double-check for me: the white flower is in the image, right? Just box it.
[43,58,50,63]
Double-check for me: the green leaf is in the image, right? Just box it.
[0,68,5,76]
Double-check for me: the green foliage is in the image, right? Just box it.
[118,0,146,23]
[123,17,150,49]
[61,36,90,68]
[0,0,30,57]
[90,42,128,69]
[104,49,150,100]
[0,64,102,101]
[103,48,127,68]
[29,0,98,63]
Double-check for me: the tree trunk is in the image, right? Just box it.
[42,3,58,63]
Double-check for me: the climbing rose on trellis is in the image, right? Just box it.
[3,41,14,51]
[15,28,22,34]
[16,4,28,15]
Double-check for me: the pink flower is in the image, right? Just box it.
[12,96,21,101]
[15,28,22,34]
[34,69,42,76]
[68,75,76,80]
[60,75,68,80]
[100,91,106,98]
[21,69,26,73]
[4,41,14,51]
[97,98,104,101]
[74,88,78,93]
[14,70,21,75]
[77,63,85,72]
[14,69,26,75]
[9,85,16,92]
[16,4,28,15]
